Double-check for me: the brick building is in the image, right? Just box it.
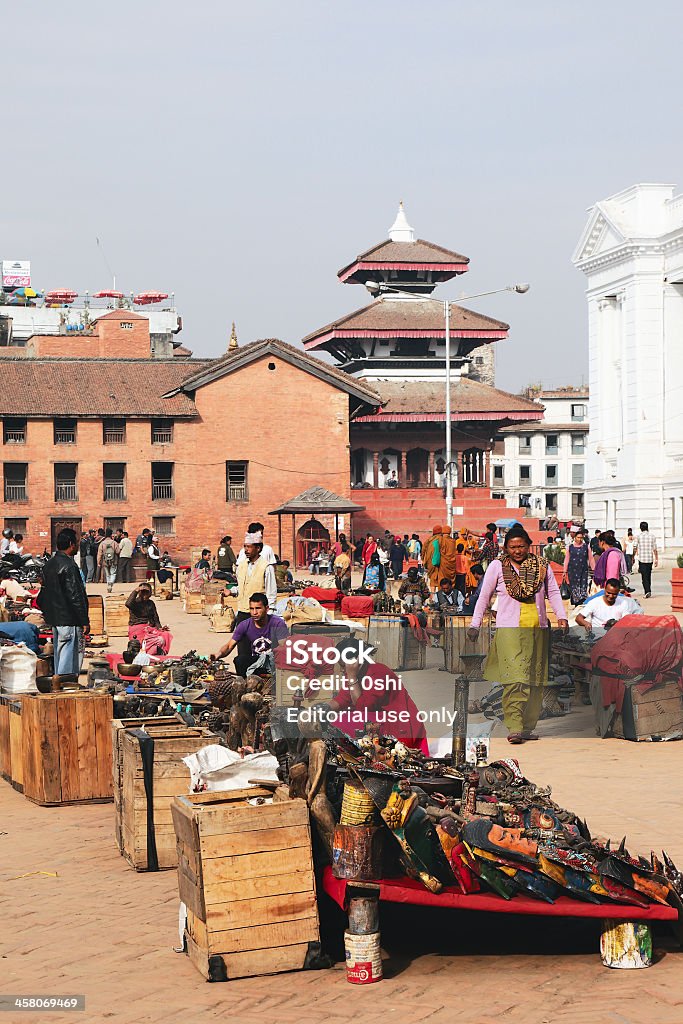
[0,313,380,562]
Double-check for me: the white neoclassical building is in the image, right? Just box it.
[490,388,588,522]
[573,183,683,548]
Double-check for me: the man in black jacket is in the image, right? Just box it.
[38,528,90,675]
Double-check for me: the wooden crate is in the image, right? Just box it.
[0,695,9,780]
[88,595,105,636]
[171,789,320,981]
[105,595,129,637]
[21,692,113,805]
[112,715,183,853]
[367,614,426,671]
[444,616,492,674]
[120,726,220,871]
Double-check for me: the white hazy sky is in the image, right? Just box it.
[4,1,683,391]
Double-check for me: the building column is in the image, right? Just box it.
[428,450,435,487]
[400,451,407,488]
[372,451,379,489]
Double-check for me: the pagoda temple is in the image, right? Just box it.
[302,204,543,535]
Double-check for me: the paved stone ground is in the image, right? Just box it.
[2,571,682,1024]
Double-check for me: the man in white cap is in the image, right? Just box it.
[236,521,276,566]
[232,532,277,675]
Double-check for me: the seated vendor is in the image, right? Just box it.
[575,578,634,635]
[432,576,463,615]
[327,638,429,754]
[125,583,172,655]
[398,567,430,611]
[274,558,295,593]
[216,592,288,677]
[460,564,486,615]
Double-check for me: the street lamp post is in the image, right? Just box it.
[365,281,529,529]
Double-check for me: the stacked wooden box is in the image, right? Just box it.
[88,595,105,636]
[104,595,129,637]
[118,725,219,870]
[0,694,26,792]
[21,692,113,805]
[112,715,183,853]
[171,789,320,981]
[444,616,492,675]
[367,614,426,671]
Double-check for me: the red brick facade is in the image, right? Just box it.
[0,342,377,564]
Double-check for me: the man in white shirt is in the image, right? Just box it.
[575,579,633,634]
[236,522,276,566]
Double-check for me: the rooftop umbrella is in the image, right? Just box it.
[93,290,124,299]
[133,291,168,305]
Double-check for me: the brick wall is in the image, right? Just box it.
[30,314,151,359]
[0,353,353,564]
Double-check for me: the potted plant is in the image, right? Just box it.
[671,555,683,610]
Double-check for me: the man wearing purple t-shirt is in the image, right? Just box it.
[216,592,288,676]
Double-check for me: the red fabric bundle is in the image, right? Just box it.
[341,595,375,617]
[591,614,683,711]
[301,586,342,608]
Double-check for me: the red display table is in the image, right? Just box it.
[322,866,678,922]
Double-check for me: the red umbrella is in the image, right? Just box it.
[93,290,124,299]
[45,290,78,305]
[133,291,169,305]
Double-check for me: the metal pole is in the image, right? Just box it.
[444,298,453,530]
[451,672,469,767]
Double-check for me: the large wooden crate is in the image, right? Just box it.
[104,595,129,637]
[120,726,219,871]
[172,789,320,981]
[112,715,183,853]
[21,692,113,805]
[367,614,426,671]
[444,615,492,675]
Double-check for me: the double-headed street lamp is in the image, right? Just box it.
[364,280,530,529]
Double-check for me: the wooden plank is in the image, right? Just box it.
[92,695,113,798]
[219,943,310,981]
[207,916,319,956]
[176,841,201,884]
[75,698,97,801]
[36,697,61,804]
[195,800,309,836]
[177,863,206,920]
[9,701,24,789]
[205,891,317,931]
[171,800,200,853]
[57,697,80,804]
[184,928,311,982]
[175,786,273,807]
[131,776,191,799]
[203,869,316,907]
[202,846,313,886]
[0,701,9,778]
[186,909,208,949]
[200,824,311,860]
[20,696,37,800]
